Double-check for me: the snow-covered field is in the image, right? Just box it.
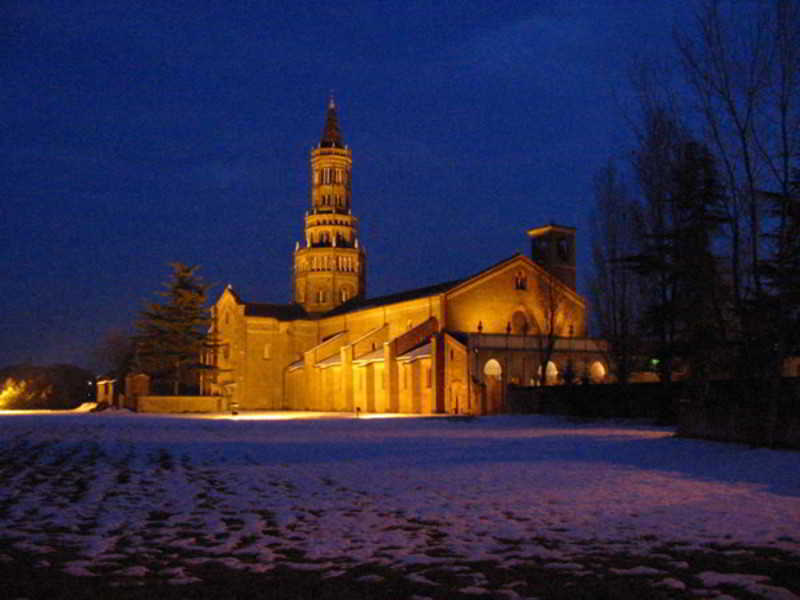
[0,411,798,599]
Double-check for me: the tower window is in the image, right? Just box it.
[557,237,570,261]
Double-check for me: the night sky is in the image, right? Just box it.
[2,1,691,369]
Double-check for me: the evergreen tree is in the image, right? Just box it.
[757,168,800,377]
[669,141,728,384]
[135,263,217,395]
[626,139,728,384]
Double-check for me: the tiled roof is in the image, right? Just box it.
[323,279,463,317]
[398,342,431,361]
[231,253,525,323]
[324,253,522,318]
[353,347,384,364]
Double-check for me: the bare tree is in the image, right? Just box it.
[590,162,643,383]
[676,0,800,385]
[533,271,569,385]
[91,329,136,379]
[631,109,688,383]
[676,0,800,299]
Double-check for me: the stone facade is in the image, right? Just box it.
[205,99,608,415]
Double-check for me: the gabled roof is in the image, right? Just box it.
[444,252,585,306]
[324,253,530,317]
[244,302,309,320]
[223,251,582,324]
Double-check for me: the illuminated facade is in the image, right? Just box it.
[208,99,607,414]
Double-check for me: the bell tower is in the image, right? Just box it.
[527,224,576,290]
[292,97,366,312]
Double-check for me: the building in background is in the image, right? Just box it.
[206,99,607,414]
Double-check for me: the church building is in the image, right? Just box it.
[207,99,608,415]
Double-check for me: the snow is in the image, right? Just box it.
[0,411,798,593]
[698,572,800,600]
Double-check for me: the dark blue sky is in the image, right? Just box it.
[2,1,690,368]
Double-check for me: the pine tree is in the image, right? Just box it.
[135,263,217,395]
[625,139,728,384]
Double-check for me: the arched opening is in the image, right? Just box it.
[483,359,502,377]
[483,359,503,414]
[590,361,606,383]
[511,310,530,335]
[537,361,559,385]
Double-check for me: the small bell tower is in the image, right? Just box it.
[292,96,366,312]
[527,224,576,290]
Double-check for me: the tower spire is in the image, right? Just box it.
[320,94,343,148]
[293,97,365,311]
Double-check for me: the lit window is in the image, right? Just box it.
[263,344,271,360]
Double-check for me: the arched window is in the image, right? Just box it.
[514,271,527,290]
[339,288,349,303]
[590,361,606,383]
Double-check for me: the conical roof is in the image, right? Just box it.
[320,95,344,148]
